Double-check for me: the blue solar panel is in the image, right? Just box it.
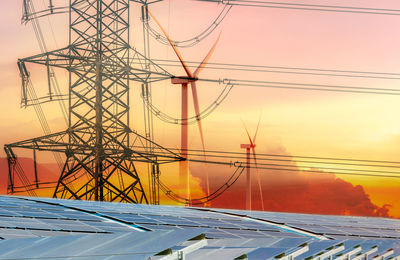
[296,240,343,259]
[1,196,400,258]
[198,207,400,239]
[0,229,207,259]
[246,247,289,258]
[270,237,311,248]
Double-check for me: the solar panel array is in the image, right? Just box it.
[0,196,399,259]
[204,208,400,239]
[9,196,307,239]
[0,196,135,239]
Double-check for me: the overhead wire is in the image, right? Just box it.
[145,3,232,47]
[22,0,91,22]
[131,146,400,178]
[141,83,233,125]
[28,1,68,124]
[198,0,400,16]
[14,162,37,197]
[158,166,245,205]
[141,58,400,127]
[140,1,157,203]
[148,59,400,81]
[165,147,400,165]
[187,158,400,179]
[197,78,400,96]
[8,0,76,195]
[27,1,66,169]
[155,144,400,204]
[183,151,400,169]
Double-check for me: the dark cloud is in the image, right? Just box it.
[0,155,392,219]
[190,152,392,218]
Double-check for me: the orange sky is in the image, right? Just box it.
[2,0,400,217]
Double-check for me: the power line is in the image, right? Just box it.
[184,151,400,169]
[148,59,400,81]
[188,158,400,179]
[158,166,245,205]
[132,146,400,166]
[130,146,400,178]
[185,151,400,176]
[198,0,400,16]
[141,82,233,125]
[198,78,400,96]
[175,147,400,165]
[141,59,400,95]
[145,4,232,48]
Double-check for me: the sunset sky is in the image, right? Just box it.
[2,0,400,217]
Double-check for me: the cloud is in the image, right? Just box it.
[0,150,392,219]
[189,148,393,218]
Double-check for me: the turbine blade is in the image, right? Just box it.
[190,81,210,197]
[251,147,264,211]
[253,112,262,143]
[194,32,221,77]
[190,81,206,152]
[241,120,254,146]
[147,8,193,78]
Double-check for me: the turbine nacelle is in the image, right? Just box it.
[171,76,198,85]
[240,143,256,149]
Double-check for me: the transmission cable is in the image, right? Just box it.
[11,1,75,194]
[158,166,245,205]
[22,0,91,22]
[197,78,400,96]
[145,4,232,47]
[28,1,68,125]
[198,0,400,16]
[132,145,400,177]
[187,158,400,179]
[151,146,400,165]
[141,83,233,125]
[148,59,400,81]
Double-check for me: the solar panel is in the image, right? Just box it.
[246,247,291,258]
[0,229,207,259]
[198,207,400,239]
[186,247,252,260]
[1,196,400,258]
[295,240,342,259]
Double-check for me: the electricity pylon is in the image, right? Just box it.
[4,0,182,202]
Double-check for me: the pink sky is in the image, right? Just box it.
[2,0,400,216]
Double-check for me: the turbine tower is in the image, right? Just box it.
[4,0,181,202]
[148,9,219,200]
[241,119,264,211]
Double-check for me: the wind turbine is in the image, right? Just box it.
[147,9,220,199]
[241,118,265,211]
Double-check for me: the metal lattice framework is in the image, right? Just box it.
[4,0,182,202]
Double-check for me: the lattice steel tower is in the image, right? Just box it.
[4,0,181,202]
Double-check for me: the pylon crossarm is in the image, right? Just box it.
[20,46,89,71]
[5,127,182,163]
[129,129,183,163]
[20,46,172,83]
[129,48,172,81]
[5,131,70,151]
